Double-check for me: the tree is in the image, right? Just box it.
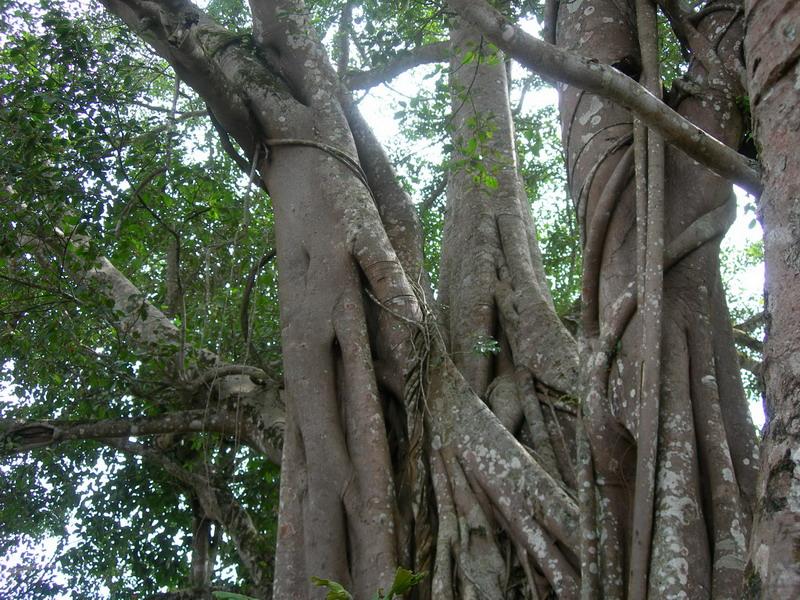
[0,0,795,598]
[743,0,800,597]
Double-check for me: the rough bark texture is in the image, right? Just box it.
[447,0,762,195]
[744,0,800,596]
[555,0,759,596]
[440,23,579,398]
[430,21,583,597]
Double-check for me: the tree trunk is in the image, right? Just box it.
[431,20,581,597]
[556,0,759,596]
[744,0,800,596]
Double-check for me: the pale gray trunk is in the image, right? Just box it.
[556,0,758,596]
[743,0,800,596]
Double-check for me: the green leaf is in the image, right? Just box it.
[212,593,260,600]
[465,137,478,156]
[384,567,427,599]
[311,576,354,600]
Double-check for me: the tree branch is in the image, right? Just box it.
[737,351,764,386]
[345,42,450,90]
[447,0,762,195]
[188,364,273,391]
[101,0,304,156]
[0,408,282,462]
[735,311,765,333]
[22,223,284,394]
[733,329,764,354]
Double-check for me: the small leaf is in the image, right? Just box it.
[386,567,427,599]
[311,576,354,600]
[483,174,499,189]
[212,592,260,600]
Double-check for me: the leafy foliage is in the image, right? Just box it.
[311,567,427,600]
[1,0,280,596]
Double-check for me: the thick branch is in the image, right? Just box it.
[21,228,188,361]
[0,408,282,462]
[345,42,450,90]
[101,0,304,155]
[188,364,272,391]
[22,224,284,408]
[733,329,764,354]
[735,311,765,333]
[448,0,762,195]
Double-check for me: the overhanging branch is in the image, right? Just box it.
[0,408,282,462]
[448,0,762,195]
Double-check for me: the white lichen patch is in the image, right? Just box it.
[789,445,800,512]
[578,95,604,126]
[729,518,746,553]
[722,467,734,483]
[753,542,770,576]
[566,0,584,14]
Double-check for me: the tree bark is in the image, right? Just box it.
[744,0,800,596]
[447,0,762,195]
[554,0,759,596]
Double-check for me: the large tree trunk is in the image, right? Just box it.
[430,20,581,598]
[556,0,759,596]
[744,0,800,596]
